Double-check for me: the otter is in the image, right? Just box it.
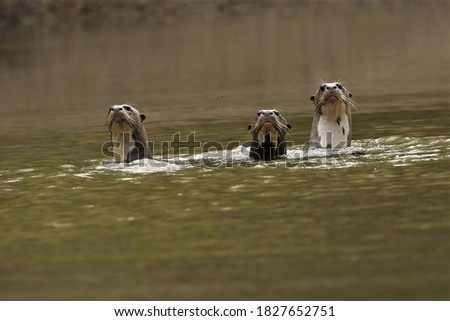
[248,109,291,161]
[107,104,150,163]
[308,82,356,148]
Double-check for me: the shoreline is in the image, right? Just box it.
[0,0,440,29]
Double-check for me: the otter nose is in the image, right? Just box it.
[262,111,273,116]
[110,106,123,112]
[326,85,337,90]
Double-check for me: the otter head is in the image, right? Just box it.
[248,109,291,144]
[107,104,146,131]
[107,104,149,163]
[310,82,353,116]
[247,109,291,160]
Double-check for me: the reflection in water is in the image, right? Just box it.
[0,3,449,300]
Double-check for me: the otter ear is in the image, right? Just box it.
[140,114,146,122]
[348,92,353,98]
[247,124,253,131]
[310,95,315,101]
[287,123,292,130]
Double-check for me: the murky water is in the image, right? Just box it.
[0,3,449,300]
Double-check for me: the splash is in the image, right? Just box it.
[68,135,449,178]
[96,158,182,174]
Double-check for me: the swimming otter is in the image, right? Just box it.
[248,109,291,161]
[308,82,356,148]
[107,104,150,163]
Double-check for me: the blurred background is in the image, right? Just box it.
[0,0,448,134]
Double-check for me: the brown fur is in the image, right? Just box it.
[247,109,291,161]
[107,104,150,163]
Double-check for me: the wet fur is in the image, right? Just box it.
[107,104,150,163]
[248,109,291,161]
[308,82,356,149]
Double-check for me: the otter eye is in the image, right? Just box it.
[257,111,262,117]
[274,111,280,116]
[109,107,114,113]
[320,85,326,92]
[124,105,132,111]
[336,83,343,89]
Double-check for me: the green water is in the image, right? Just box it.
[1,108,449,300]
[0,3,449,300]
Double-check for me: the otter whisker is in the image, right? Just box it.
[273,119,290,132]
[315,95,328,109]
[345,98,359,111]
[251,119,290,135]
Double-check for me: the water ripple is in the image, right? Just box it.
[68,135,449,177]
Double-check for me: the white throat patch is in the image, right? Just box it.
[317,103,350,148]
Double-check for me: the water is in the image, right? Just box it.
[0,3,449,300]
